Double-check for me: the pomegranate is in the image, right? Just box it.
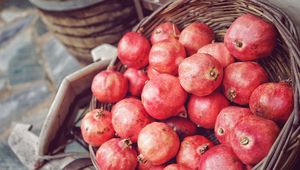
[223,62,268,105]
[179,22,214,56]
[147,65,161,80]
[198,144,245,170]
[150,22,180,44]
[149,38,186,75]
[197,42,235,67]
[224,14,277,61]
[91,68,128,103]
[112,98,152,142]
[124,68,149,97]
[118,32,150,69]
[178,53,223,96]
[230,115,280,165]
[177,135,214,169]
[164,117,197,139]
[96,138,137,170]
[141,74,187,120]
[80,109,114,146]
[188,91,230,129]
[137,122,180,165]
[215,106,253,144]
[249,82,294,125]
[138,155,165,170]
[164,164,192,170]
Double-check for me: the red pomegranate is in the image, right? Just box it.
[177,135,214,169]
[80,109,114,146]
[230,115,280,165]
[96,138,137,170]
[118,32,150,69]
[141,74,187,120]
[223,62,269,105]
[147,65,161,80]
[112,98,152,142]
[224,14,277,61]
[137,122,180,165]
[197,42,235,67]
[164,164,192,170]
[91,68,128,103]
[188,91,230,129]
[164,117,197,139]
[198,144,245,170]
[149,38,186,75]
[124,68,149,97]
[249,82,294,125]
[138,155,165,170]
[178,53,223,96]
[215,106,253,144]
[179,22,214,56]
[150,22,180,44]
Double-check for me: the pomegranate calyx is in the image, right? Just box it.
[198,144,209,155]
[95,108,105,118]
[234,40,243,48]
[240,136,250,145]
[209,67,219,81]
[123,138,133,148]
[227,89,237,101]
[218,128,224,135]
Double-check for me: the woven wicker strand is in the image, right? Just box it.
[89,0,300,169]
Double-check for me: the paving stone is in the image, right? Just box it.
[1,10,29,23]
[1,0,33,9]
[0,24,34,73]
[0,15,33,46]
[7,38,45,85]
[35,17,48,36]
[43,37,82,88]
[0,141,26,170]
[0,81,51,133]
[0,73,7,92]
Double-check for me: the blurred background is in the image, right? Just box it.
[0,0,299,169]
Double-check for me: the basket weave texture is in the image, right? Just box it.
[90,0,300,169]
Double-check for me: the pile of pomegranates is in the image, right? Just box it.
[81,13,294,170]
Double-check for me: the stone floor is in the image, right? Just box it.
[0,1,82,169]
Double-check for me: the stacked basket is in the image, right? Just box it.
[89,0,300,169]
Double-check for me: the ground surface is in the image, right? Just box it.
[0,1,82,169]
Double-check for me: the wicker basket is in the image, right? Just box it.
[88,0,300,169]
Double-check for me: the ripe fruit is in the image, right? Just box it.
[150,22,180,44]
[164,117,197,139]
[188,92,230,129]
[96,138,137,170]
[91,68,128,103]
[149,39,186,75]
[80,109,114,146]
[118,32,150,69]
[147,65,161,80]
[112,98,152,142]
[223,62,268,105]
[141,74,187,120]
[124,68,149,97]
[215,106,253,144]
[230,115,280,165]
[249,82,294,125]
[179,22,214,56]
[177,135,214,169]
[138,155,165,170]
[178,53,223,96]
[137,122,180,165]
[198,144,245,170]
[225,14,277,61]
[164,164,192,170]
[197,43,235,67]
